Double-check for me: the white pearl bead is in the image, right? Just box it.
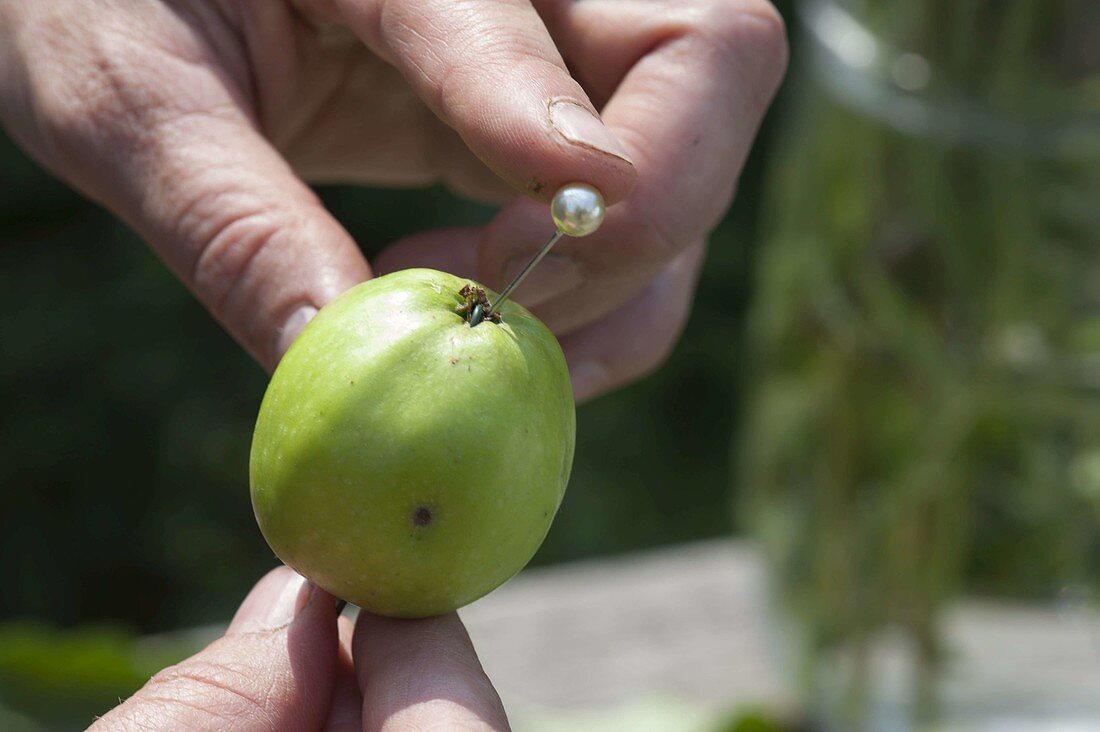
[551,183,605,237]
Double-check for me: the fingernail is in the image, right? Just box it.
[549,100,633,164]
[569,360,610,403]
[229,567,313,634]
[500,253,584,307]
[277,305,318,357]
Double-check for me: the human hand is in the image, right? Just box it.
[0,0,786,401]
[91,566,508,731]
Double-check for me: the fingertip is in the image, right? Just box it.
[537,98,638,205]
[275,305,319,362]
[228,566,311,634]
[461,90,638,207]
[353,612,509,731]
[228,566,341,640]
[569,359,611,404]
[528,158,637,208]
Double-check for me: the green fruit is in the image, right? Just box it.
[249,268,575,618]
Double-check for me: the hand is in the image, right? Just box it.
[91,566,508,731]
[0,0,786,400]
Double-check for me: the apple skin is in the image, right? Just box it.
[250,268,575,618]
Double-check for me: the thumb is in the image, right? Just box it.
[91,567,339,732]
[330,0,637,204]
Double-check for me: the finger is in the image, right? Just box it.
[560,243,705,402]
[6,4,370,369]
[478,0,787,314]
[323,614,363,732]
[530,267,652,336]
[327,0,637,203]
[353,611,508,731]
[92,567,339,732]
[372,227,482,281]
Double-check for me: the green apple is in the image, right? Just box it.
[249,268,575,618]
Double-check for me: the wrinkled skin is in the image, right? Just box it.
[91,567,511,731]
[251,269,575,617]
[0,0,787,401]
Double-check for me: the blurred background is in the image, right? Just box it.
[2,0,1098,730]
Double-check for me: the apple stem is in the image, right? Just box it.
[456,285,500,326]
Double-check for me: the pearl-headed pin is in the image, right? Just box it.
[471,183,606,326]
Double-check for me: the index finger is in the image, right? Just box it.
[352,611,509,731]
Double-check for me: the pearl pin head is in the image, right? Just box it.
[476,182,606,323]
[551,183,606,237]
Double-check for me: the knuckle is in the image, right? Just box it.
[438,45,569,126]
[188,205,289,314]
[36,74,127,161]
[700,0,787,49]
[24,17,166,170]
[693,0,789,91]
[630,215,692,266]
[19,5,241,174]
[183,197,323,366]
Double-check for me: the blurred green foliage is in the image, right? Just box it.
[0,622,198,730]
[740,0,1100,725]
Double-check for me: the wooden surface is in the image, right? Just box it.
[461,539,790,720]
[461,539,1100,730]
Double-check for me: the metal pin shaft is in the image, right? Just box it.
[490,230,564,314]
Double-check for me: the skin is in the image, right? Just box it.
[252,269,575,617]
[92,566,510,731]
[0,0,787,401]
[0,0,786,725]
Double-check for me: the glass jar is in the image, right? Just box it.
[740,0,1100,728]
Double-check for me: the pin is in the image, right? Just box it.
[470,183,606,326]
